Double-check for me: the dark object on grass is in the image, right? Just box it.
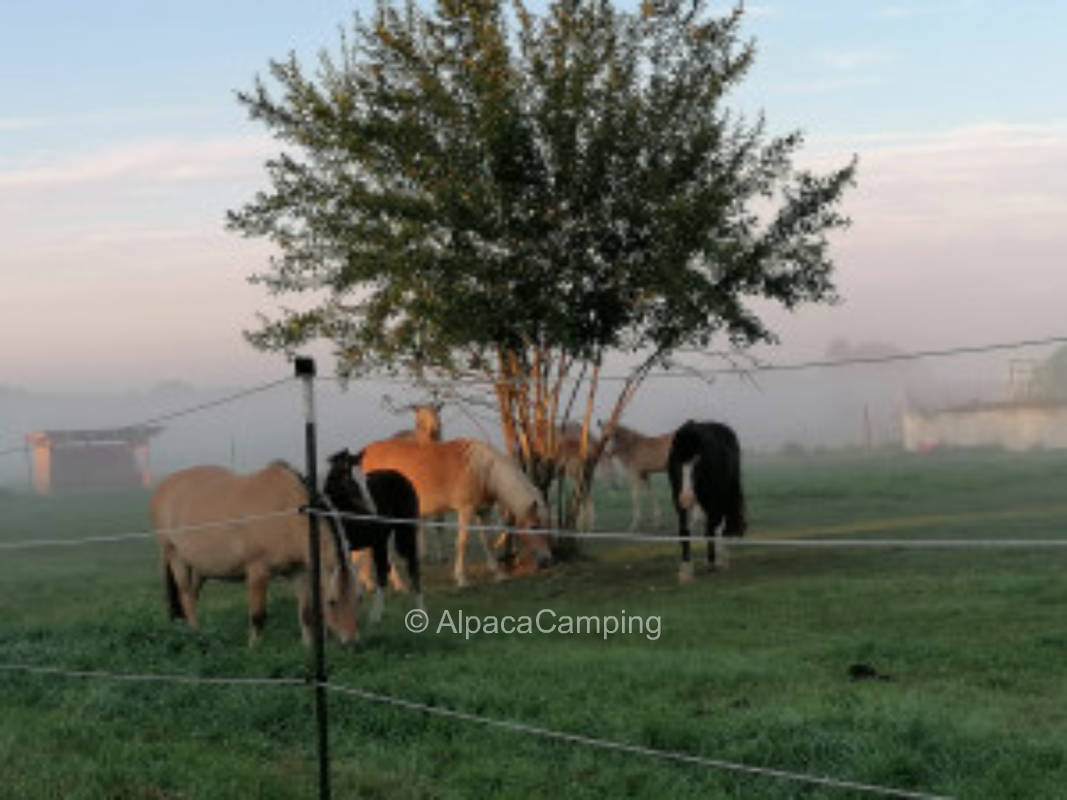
[848,663,893,682]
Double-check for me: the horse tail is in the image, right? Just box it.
[163,557,184,621]
[720,424,747,537]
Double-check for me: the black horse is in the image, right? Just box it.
[667,420,746,581]
[323,448,422,621]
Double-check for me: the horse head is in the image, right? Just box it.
[320,448,377,643]
[511,496,554,570]
[324,449,376,516]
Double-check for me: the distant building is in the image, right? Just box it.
[25,426,163,493]
[902,402,1067,452]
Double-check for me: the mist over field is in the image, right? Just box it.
[2,340,1053,490]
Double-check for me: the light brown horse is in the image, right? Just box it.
[390,403,447,564]
[359,438,553,586]
[151,462,360,647]
[391,403,443,443]
[601,423,674,530]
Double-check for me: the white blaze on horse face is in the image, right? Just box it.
[678,458,698,509]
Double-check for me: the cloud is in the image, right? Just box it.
[0,135,275,190]
[803,121,1067,237]
[0,116,50,132]
[814,49,889,72]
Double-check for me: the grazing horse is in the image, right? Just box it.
[151,461,360,646]
[551,422,616,530]
[667,420,746,582]
[323,449,422,623]
[601,423,673,530]
[359,438,554,586]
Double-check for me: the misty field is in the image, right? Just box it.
[3,448,1067,799]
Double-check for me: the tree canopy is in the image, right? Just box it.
[228,0,856,502]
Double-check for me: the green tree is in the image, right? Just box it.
[227,0,856,524]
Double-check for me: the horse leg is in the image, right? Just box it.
[678,507,694,584]
[453,509,471,588]
[394,524,424,611]
[649,474,662,527]
[246,564,270,647]
[167,554,201,629]
[628,473,643,531]
[478,520,505,582]
[708,511,728,571]
[296,573,314,647]
[431,514,449,563]
[382,532,409,593]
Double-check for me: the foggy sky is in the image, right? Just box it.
[3,2,1066,477]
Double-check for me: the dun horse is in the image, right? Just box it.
[551,422,615,530]
[667,420,746,582]
[151,461,360,646]
[601,423,673,530]
[324,448,422,622]
[359,438,553,586]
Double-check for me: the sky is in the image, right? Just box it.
[3,0,1067,396]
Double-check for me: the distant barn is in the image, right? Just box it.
[902,402,1067,452]
[26,426,163,494]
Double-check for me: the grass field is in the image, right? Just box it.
[3,448,1067,799]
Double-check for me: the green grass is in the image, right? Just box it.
[4,449,1067,798]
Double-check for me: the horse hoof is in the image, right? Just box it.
[678,562,695,584]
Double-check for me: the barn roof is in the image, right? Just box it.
[26,425,164,447]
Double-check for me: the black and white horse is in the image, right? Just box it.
[323,449,422,621]
[667,420,746,582]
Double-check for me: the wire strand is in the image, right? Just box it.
[0,662,304,689]
[313,333,1067,386]
[307,506,1067,548]
[322,680,953,800]
[0,509,299,551]
[0,662,953,798]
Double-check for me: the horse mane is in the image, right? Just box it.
[608,423,642,454]
[269,459,303,482]
[462,440,541,516]
[317,492,352,571]
[270,459,349,573]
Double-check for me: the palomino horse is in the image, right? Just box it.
[324,449,422,622]
[359,438,553,586]
[391,403,443,442]
[601,423,673,530]
[667,420,746,582]
[391,403,447,563]
[151,461,360,646]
